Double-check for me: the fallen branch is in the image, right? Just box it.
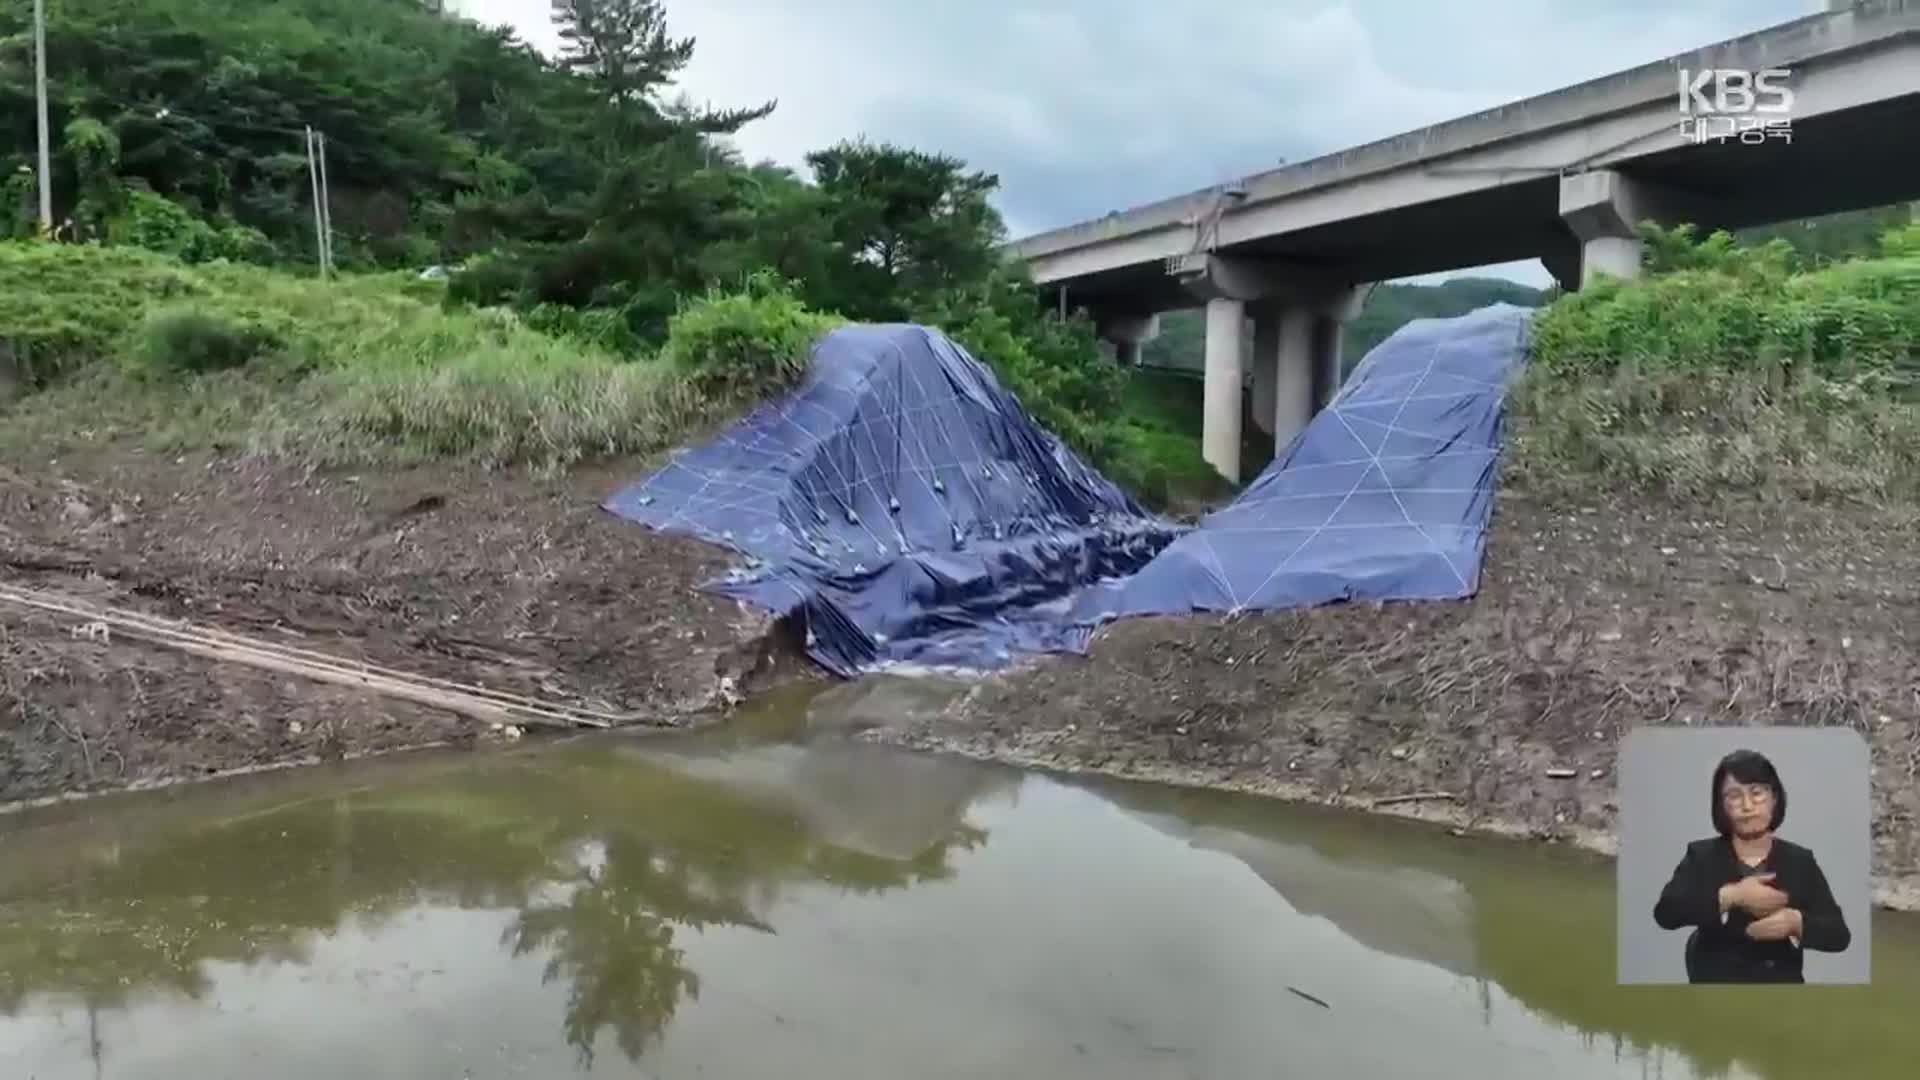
[1371,791,1461,808]
[48,713,93,779]
[1287,986,1331,1009]
[0,582,638,731]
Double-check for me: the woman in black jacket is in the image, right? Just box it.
[1652,748,1851,983]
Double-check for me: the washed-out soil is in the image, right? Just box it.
[8,443,1920,913]
[0,447,812,804]
[865,492,1920,909]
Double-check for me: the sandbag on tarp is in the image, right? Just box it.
[604,324,1181,675]
[1074,303,1532,621]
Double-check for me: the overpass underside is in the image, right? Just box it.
[1019,3,1920,483]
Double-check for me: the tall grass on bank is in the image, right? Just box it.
[1512,224,1920,503]
[0,244,832,470]
[1,242,1213,508]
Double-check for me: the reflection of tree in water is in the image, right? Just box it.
[510,845,714,1060]
[500,753,991,1066]
[505,835,755,1065]
[0,791,561,1015]
[0,745,995,1070]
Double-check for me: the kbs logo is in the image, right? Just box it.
[1677,68,1794,146]
[1678,68,1794,114]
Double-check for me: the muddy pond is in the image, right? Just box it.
[3,681,1917,1079]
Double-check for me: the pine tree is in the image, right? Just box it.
[549,1,692,120]
[549,0,770,140]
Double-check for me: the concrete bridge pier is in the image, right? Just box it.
[1180,254,1364,481]
[1202,298,1246,480]
[1558,168,1690,288]
[1249,305,1316,447]
[1249,311,1278,438]
[1311,311,1344,413]
[1095,311,1159,367]
[1252,297,1361,458]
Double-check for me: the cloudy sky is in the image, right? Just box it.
[453,0,1820,283]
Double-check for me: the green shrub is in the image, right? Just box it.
[0,168,37,240]
[1104,421,1232,510]
[1509,366,1920,502]
[1518,224,1920,502]
[3,241,1232,501]
[522,301,650,358]
[919,267,1128,465]
[205,219,277,264]
[1640,222,1796,278]
[446,254,526,307]
[1881,222,1920,258]
[660,272,842,393]
[0,243,208,384]
[103,190,271,264]
[0,242,735,470]
[133,308,279,375]
[281,357,712,469]
[1531,226,1920,382]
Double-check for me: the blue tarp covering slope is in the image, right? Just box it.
[1074,303,1532,622]
[604,324,1181,674]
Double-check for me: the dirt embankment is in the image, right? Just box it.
[0,448,807,804]
[8,444,1920,911]
[866,494,1920,909]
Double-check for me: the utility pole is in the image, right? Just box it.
[304,125,326,278]
[34,0,53,235]
[315,129,334,274]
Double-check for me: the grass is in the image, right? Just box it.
[1108,369,1234,509]
[1507,367,1920,503]
[1,242,1229,508]
[16,226,1911,509]
[0,243,808,470]
[0,243,1212,508]
[1511,226,1920,504]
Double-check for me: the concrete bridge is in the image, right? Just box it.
[1008,1,1920,482]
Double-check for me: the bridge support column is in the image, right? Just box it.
[1095,311,1159,368]
[1250,315,1276,437]
[1558,169,1693,288]
[1251,305,1317,453]
[1252,302,1359,456]
[1202,298,1246,483]
[1312,313,1344,412]
[1179,254,1366,478]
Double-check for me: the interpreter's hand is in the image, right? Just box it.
[1745,907,1803,942]
[1720,873,1789,917]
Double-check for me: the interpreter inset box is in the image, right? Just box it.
[1616,726,1870,985]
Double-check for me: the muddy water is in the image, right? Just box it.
[2,695,1918,1079]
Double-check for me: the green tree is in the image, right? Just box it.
[1735,203,1919,267]
[806,140,1003,320]
[549,0,769,142]
[549,0,692,133]
[63,116,125,239]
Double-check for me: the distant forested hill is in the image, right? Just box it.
[1139,276,1550,374]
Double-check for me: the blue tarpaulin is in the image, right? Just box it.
[606,305,1531,674]
[1073,302,1532,622]
[603,324,1182,674]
